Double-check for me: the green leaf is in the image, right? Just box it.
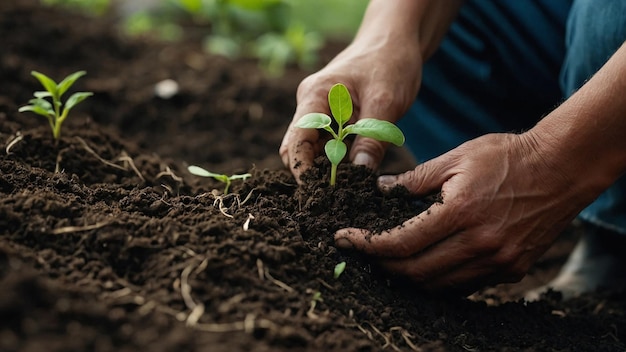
[57,71,87,98]
[34,91,53,99]
[324,139,347,165]
[19,98,54,117]
[328,83,352,125]
[64,92,93,111]
[345,118,405,146]
[28,98,54,112]
[228,0,283,11]
[295,113,332,129]
[188,165,224,179]
[18,105,53,117]
[31,71,58,96]
[178,0,203,13]
[333,261,346,279]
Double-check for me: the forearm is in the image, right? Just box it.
[353,0,464,59]
[529,41,626,196]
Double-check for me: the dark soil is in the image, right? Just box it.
[1,2,624,351]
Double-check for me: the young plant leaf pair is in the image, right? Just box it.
[188,165,251,194]
[19,70,93,140]
[295,83,405,185]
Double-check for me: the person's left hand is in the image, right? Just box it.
[334,132,592,294]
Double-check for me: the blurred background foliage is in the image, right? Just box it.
[41,0,367,76]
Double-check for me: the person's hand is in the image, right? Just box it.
[280,36,422,183]
[334,132,594,294]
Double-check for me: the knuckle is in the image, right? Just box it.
[397,170,424,192]
[297,75,335,101]
[367,90,396,113]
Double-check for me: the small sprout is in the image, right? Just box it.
[333,261,346,279]
[295,83,405,185]
[243,213,255,231]
[19,70,93,140]
[188,165,251,194]
[307,291,323,318]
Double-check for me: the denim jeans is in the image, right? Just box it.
[399,0,626,234]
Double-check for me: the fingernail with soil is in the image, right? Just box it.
[353,152,374,168]
[335,237,354,249]
[378,175,397,191]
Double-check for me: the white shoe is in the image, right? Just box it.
[525,222,626,301]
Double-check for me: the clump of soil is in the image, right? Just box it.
[0,1,624,351]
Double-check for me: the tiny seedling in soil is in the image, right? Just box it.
[334,261,346,279]
[188,165,251,194]
[19,70,93,140]
[295,83,405,185]
[307,291,323,318]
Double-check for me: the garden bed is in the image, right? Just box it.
[1,1,624,351]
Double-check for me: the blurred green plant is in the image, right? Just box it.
[123,10,184,41]
[177,0,323,76]
[41,0,110,16]
[40,0,367,77]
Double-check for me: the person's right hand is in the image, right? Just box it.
[279,34,423,183]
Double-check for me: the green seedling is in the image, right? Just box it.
[307,291,323,318]
[19,70,93,140]
[294,83,405,186]
[333,261,346,279]
[188,165,251,194]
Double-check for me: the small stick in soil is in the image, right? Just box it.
[256,258,265,280]
[239,188,256,206]
[75,136,126,171]
[193,257,209,276]
[117,151,145,182]
[50,221,110,235]
[75,137,145,181]
[5,131,23,155]
[180,258,210,327]
[137,300,157,316]
[156,165,184,183]
[192,314,276,333]
[389,327,422,352]
[365,322,399,351]
[316,278,336,291]
[355,322,374,340]
[181,260,201,310]
[256,258,294,293]
[216,293,246,314]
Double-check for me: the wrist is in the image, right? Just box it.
[354,0,463,60]
[523,118,619,205]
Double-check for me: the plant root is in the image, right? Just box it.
[256,258,295,293]
[117,150,145,182]
[390,326,422,351]
[350,321,424,352]
[178,257,278,334]
[74,136,145,181]
[194,189,256,219]
[5,131,23,155]
[50,221,111,235]
[156,165,184,183]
